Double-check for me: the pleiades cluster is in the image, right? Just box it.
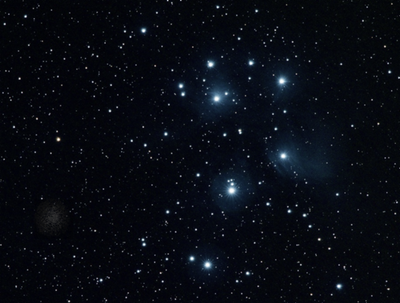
[2,1,399,302]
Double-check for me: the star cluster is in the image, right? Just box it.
[1,2,398,302]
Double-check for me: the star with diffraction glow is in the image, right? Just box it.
[204,261,212,269]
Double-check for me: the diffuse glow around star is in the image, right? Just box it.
[228,185,236,195]
[226,180,238,197]
[212,91,229,103]
[210,171,255,212]
[203,261,213,269]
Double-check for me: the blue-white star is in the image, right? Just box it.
[204,261,212,269]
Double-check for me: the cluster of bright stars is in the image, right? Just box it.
[177,59,286,102]
[170,55,345,288]
[177,59,286,104]
[135,25,351,286]
[173,57,291,278]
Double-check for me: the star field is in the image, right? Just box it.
[1,1,399,302]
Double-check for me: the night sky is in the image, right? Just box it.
[2,1,400,302]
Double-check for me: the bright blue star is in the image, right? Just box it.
[204,261,212,269]
[226,181,238,196]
